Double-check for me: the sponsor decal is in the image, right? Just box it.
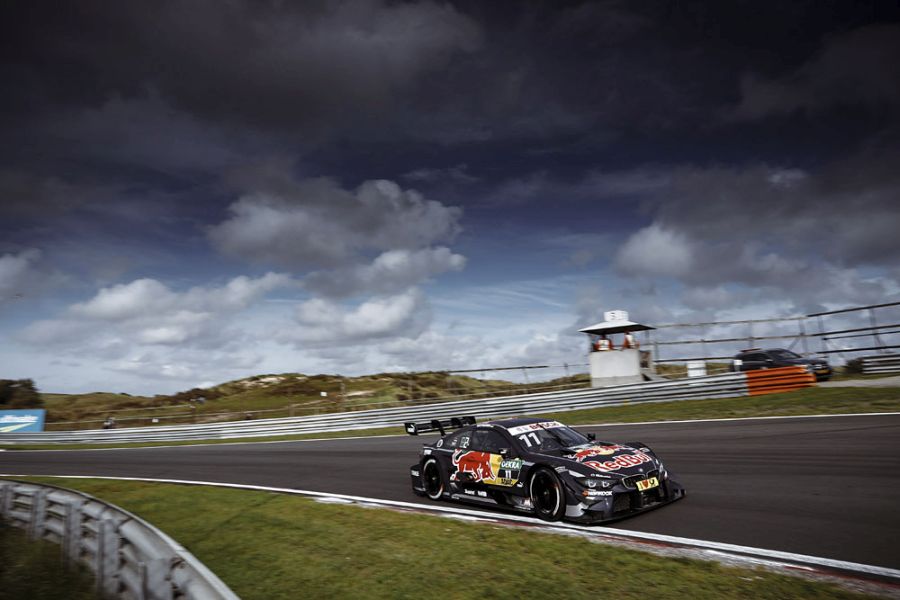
[582,450,654,473]
[572,445,625,461]
[505,421,565,436]
[583,490,613,497]
[636,477,659,491]
[451,451,522,486]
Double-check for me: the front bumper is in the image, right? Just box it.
[565,477,686,524]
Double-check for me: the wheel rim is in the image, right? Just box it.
[423,459,443,500]
[531,471,561,516]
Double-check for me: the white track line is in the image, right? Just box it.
[9,411,900,452]
[3,473,898,583]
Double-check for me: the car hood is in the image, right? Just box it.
[542,444,660,478]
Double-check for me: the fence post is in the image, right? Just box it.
[64,499,84,565]
[142,558,175,600]
[98,518,121,597]
[29,488,48,540]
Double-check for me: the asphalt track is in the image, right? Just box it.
[2,413,899,570]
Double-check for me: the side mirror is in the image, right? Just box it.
[587,433,596,442]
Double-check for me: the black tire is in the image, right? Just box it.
[529,468,565,521]
[422,457,444,501]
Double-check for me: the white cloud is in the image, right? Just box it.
[304,247,465,297]
[21,273,291,352]
[209,177,464,272]
[615,224,694,278]
[284,288,431,345]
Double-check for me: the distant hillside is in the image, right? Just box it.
[41,371,591,431]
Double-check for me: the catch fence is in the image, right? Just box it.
[647,301,900,367]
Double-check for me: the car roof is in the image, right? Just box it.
[485,417,557,429]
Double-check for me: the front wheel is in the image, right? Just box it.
[530,468,565,521]
[422,457,444,500]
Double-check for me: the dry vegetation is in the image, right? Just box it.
[41,371,591,430]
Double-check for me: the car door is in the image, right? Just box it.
[462,429,526,492]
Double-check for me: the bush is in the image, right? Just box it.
[0,379,43,409]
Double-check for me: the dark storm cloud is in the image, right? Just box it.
[734,23,900,120]
[612,143,900,311]
[1,0,481,135]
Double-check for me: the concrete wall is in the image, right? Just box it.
[589,348,643,387]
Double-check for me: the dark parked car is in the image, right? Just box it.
[730,347,832,380]
[407,416,685,523]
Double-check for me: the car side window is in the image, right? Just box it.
[443,428,472,449]
[471,430,507,454]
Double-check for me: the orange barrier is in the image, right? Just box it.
[745,366,816,396]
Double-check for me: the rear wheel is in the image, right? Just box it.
[530,468,565,521]
[422,457,444,500]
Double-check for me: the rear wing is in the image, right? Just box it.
[404,416,476,436]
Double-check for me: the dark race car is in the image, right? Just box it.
[729,347,832,381]
[406,416,685,523]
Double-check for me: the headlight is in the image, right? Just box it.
[574,473,615,489]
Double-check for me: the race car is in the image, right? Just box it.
[406,416,685,523]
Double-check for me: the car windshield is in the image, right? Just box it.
[510,423,589,453]
[769,349,801,360]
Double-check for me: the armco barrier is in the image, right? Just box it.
[861,354,900,375]
[1,372,752,445]
[0,369,807,446]
[0,479,238,600]
[745,366,816,396]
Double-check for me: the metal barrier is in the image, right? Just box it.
[861,354,900,375]
[0,371,767,445]
[0,479,238,600]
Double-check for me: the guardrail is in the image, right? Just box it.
[861,354,900,375]
[0,479,238,600]
[0,369,815,446]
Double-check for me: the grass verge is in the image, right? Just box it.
[0,521,96,600]
[11,477,876,600]
[4,386,899,451]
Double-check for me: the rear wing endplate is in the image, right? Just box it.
[404,416,476,436]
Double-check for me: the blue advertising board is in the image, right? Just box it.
[0,409,46,433]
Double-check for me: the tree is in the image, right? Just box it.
[0,379,43,409]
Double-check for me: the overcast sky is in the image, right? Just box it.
[2,1,899,394]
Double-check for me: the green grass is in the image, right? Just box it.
[5,386,898,451]
[0,522,96,600]
[10,477,875,600]
[542,385,900,425]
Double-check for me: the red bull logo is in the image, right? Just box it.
[583,450,653,473]
[572,445,624,461]
[451,450,494,482]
